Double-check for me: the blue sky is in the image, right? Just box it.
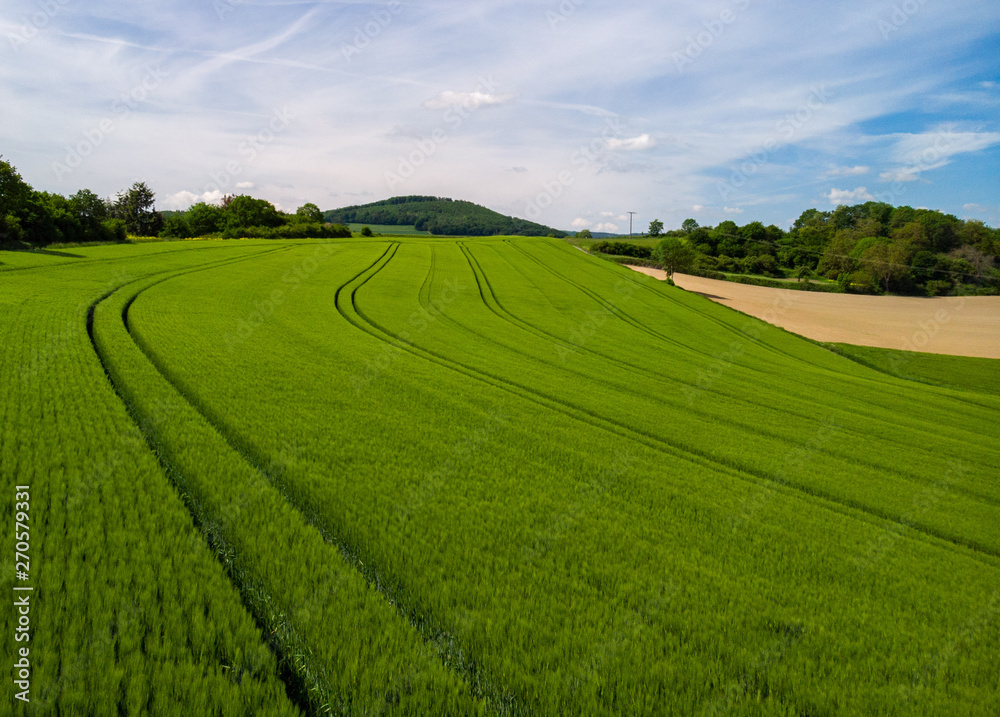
[2,0,998,233]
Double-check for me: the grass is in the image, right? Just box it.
[564,235,662,250]
[718,269,838,284]
[824,342,1000,396]
[0,240,302,716]
[2,235,998,715]
[348,223,433,236]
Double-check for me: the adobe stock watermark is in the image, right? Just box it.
[384,75,502,190]
[523,116,626,220]
[546,0,586,30]
[854,460,964,573]
[873,127,959,207]
[20,267,134,385]
[340,0,403,62]
[684,290,796,404]
[6,0,72,52]
[875,293,969,380]
[350,275,468,392]
[899,295,968,354]
[213,0,247,21]
[522,451,634,565]
[730,418,840,533]
[396,408,507,521]
[51,65,169,181]
[222,238,333,352]
[203,107,294,196]
[717,85,831,201]
[556,276,637,363]
[878,0,930,40]
[672,0,751,72]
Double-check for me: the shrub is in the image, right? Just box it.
[102,218,128,243]
[592,241,651,259]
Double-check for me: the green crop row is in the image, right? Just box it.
[90,244,484,715]
[0,243,301,716]
[121,238,1000,715]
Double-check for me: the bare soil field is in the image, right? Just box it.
[626,266,1000,359]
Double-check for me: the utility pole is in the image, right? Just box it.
[627,212,637,240]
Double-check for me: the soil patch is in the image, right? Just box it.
[625,265,1000,359]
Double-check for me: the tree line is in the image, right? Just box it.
[591,204,999,296]
[0,158,350,248]
[2,158,140,246]
[161,197,350,240]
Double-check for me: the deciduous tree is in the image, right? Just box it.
[653,237,696,278]
[296,203,323,223]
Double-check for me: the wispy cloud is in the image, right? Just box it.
[0,0,997,229]
[422,90,516,111]
[606,134,656,151]
[876,127,1000,183]
[823,165,869,178]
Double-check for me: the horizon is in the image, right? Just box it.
[3,1,999,232]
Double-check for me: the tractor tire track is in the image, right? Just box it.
[521,240,1000,445]
[451,244,1000,508]
[336,242,1000,566]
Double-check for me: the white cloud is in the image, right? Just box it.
[571,217,591,228]
[723,206,744,214]
[594,222,620,233]
[891,129,1000,164]
[879,170,921,183]
[3,1,998,232]
[878,127,1000,182]
[162,189,225,211]
[235,181,255,189]
[826,187,875,205]
[605,134,656,151]
[422,91,516,111]
[824,165,869,177]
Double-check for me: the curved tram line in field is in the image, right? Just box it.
[334,243,1000,559]
[89,245,507,716]
[454,244,1000,509]
[75,238,1000,716]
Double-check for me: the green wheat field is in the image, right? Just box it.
[2,236,998,716]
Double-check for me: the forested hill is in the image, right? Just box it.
[323,196,567,237]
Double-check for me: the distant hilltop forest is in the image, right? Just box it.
[323,196,568,238]
[1,157,996,297]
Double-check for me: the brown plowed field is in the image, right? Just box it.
[625,266,1000,359]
